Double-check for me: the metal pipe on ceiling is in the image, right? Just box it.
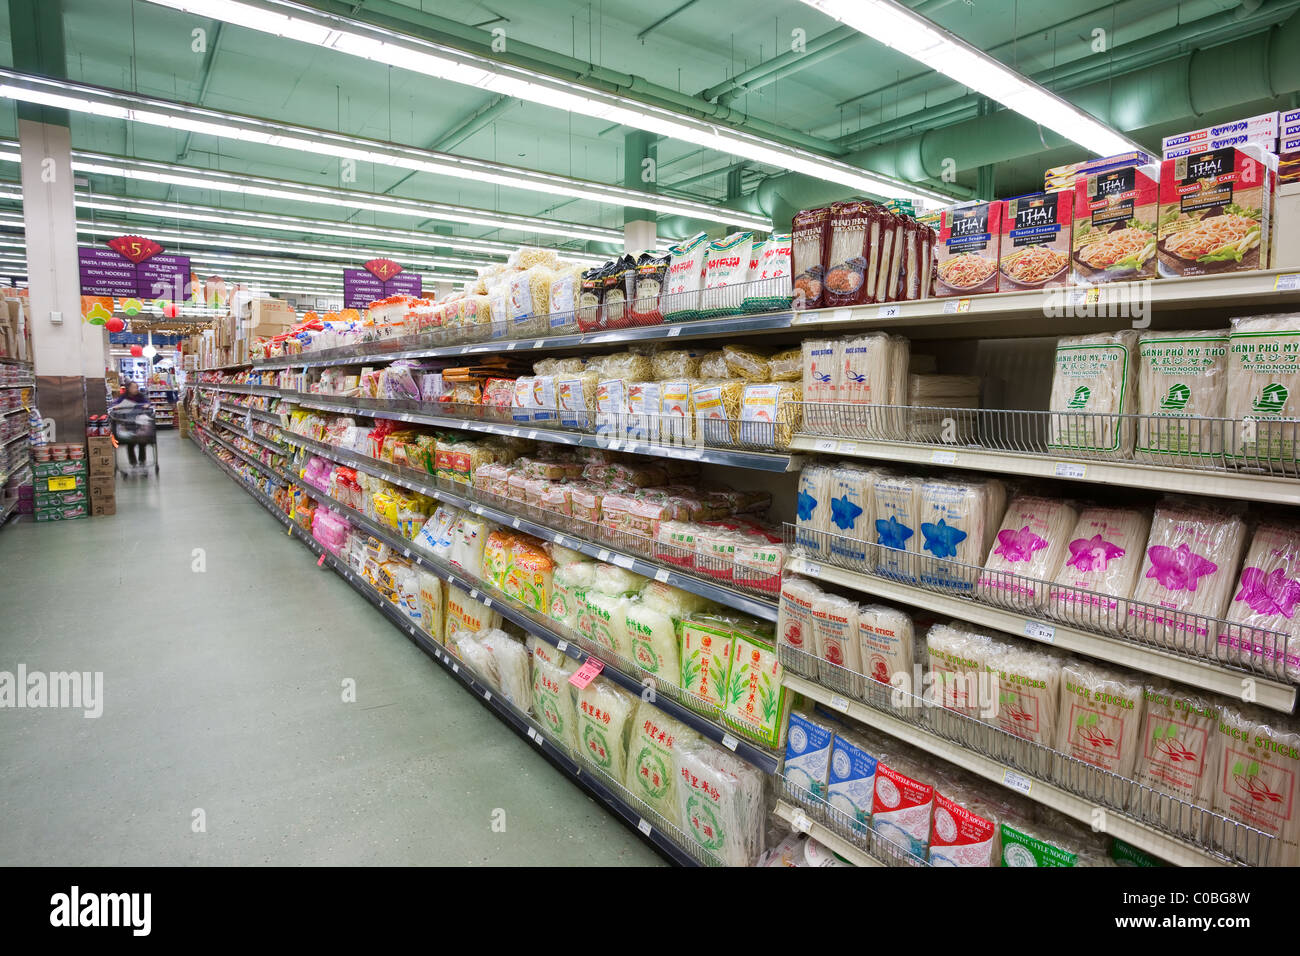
[699,26,860,104]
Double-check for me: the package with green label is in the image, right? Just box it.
[549,561,595,634]
[676,739,765,866]
[679,613,735,708]
[721,621,789,748]
[1211,704,1300,867]
[1110,838,1166,866]
[624,597,681,686]
[575,677,635,782]
[1133,685,1221,831]
[1226,313,1300,462]
[1054,660,1145,781]
[579,589,631,658]
[625,702,701,828]
[532,655,579,754]
[1136,329,1229,459]
[1048,330,1139,456]
[999,820,1081,867]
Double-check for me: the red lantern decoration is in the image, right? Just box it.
[161,301,180,318]
[106,317,126,333]
[130,345,143,357]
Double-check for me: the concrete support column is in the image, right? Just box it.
[623,131,658,253]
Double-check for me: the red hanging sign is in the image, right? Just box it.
[107,235,163,264]
[363,258,402,281]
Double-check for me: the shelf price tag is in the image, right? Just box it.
[316,554,326,567]
[1003,768,1033,795]
[452,663,459,674]
[837,441,856,454]
[1053,461,1086,479]
[506,341,518,350]
[556,640,568,654]
[721,733,739,751]
[667,326,683,337]
[1274,274,1300,291]
[930,449,957,465]
[637,818,653,836]
[597,549,611,562]
[526,727,537,741]
[654,568,671,583]
[803,561,822,577]
[877,304,900,319]
[814,438,836,453]
[1024,620,1055,643]
[832,308,852,324]
[790,809,812,834]
[828,694,850,713]
[611,554,635,570]
[483,690,492,702]
[568,656,605,689]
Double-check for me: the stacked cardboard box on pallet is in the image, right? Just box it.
[33,457,88,521]
[87,436,116,516]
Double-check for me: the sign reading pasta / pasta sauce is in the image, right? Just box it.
[999,191,1072,290]
[1072,163,1159,285]
[935,200,1004,297]
[1158,146,1270,278]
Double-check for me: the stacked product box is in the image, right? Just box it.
[998,191,1073,291]
[1157,145,1273,277]
[1071,161,1161,285]
[33,457,88,521]
[1161,112,1279,160]
[87,436,115,516]
[1281,109,1300,185]
[1044,150,1156,193]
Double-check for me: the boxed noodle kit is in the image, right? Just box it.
[1158,146,1271,277]
[998,191,1072,291]
[935,200,1003,296]
[1071,163,1160,285]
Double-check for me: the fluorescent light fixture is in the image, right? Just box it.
[137,0,956,205]
[0,70,771,232]
[0,142,622,243]
[797,0,1143,157]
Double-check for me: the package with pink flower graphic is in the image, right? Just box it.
[1126,501,1246,655]
[976,496,1079,610]
[1047,506,1151,629]
[1223,523,1300,681]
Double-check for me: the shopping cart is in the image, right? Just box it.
[110,402,159,478]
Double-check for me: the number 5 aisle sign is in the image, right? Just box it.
[343,258,423,309]
[78,235,191,302]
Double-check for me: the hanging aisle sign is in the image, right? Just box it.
[342,258,422,309]
[78,235,191,301]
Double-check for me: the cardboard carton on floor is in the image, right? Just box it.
[91,496,116,517]
[33,459,87,479]
[89,475,115,500]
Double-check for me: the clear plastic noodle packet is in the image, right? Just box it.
[1048,330,1140,458]
[1135,328,1229,460]
[1223,522,1300,681]
[1225,313,1300,462]
[977,495,1079,612]
[1054,659,1145,781]
[1047,506,1150,630]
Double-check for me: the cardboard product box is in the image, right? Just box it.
[33,459,87,479]
[89,475,115,501]
[16,497,33,515]
[249,298,296,338]
[998,191,1073,291]
[91,496,116,517]
[1164,132,1278,161]
[1162,112,1279,157]
[934,200,1004,296]
[35,504,88,521]
[1158,146,1271,277]
[1044,150,1157,193]
[38,472,87,495]
[36,487,88,506]
[1071,163,1160,285]
[88,452,115,477]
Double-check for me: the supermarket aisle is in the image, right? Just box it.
[0,431,662,866]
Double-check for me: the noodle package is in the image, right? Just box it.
[985,641,1063,769]
[1136,329,1229,459]
[1071,163,1159,285]
[626,703,701,828]
[857,604,914,710]
[811,592,861,694]
[873,472,922,582]
[664,232,709,323]
[792,206,831,310]
[1133,686,1221,825]
[824,200,881,307]
[1048,331,1139,457]
[978,496,1079,610]
[998,191,1072,290]
[1211,704,1300,867]
[916,477,1003,592]
[934,200,1003,296]
[795,464,834,558]
[802,338,843,435]
[827,464,874,566]
[1223,522,1300,682]
[1226,314,1300,462]
[1047,506,1150,629]
[777,575,823,676]
[1158,145,1270,278]
[700,232,753,318]
[575,678,636,781]
[1055,660,1145,781]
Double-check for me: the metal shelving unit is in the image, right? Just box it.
[193,435,712,866]
[217,400,281,425]
[211,416,291,458]
[195,424,288,484]
[196,382,284,397]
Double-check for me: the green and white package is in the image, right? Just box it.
[625,702,701,828]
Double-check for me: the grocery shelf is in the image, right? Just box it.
[194,425,288,484]
[254,310,799,370]
[197,362,252,373]
[284,393,800,472]
[2,431,26,448]
[194,436,710,866]
[0,456,29,484]
[212,417,290,457]
[277,428,779,622]
[784,555,1295,713]
[770,800,888,868]
[0,381,35,390]
[218,401,281,425]
[196,382,284,397]
[2,407,26,417]
[0,357,32,368]
[0,495,18,526]
[782,672,1242,868]
[288,470,779,773]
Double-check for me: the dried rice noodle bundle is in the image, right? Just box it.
[1048,331,1139,457]
[624,597,682,686]
[532,655,580,753]
[1132,685,1221,834]
[928,767,1008,867]
[1136,329,1229,460]
[984,641,1063,773]
[675,739,766,866]
[1225,313,1300,462]
[478,630,531,712]
[801,338,843,435]
[1211,704,1300,867]
[625,702,701,828]
[1223,522,1300,682]
[455,632,498,687]
[1055,660,1145,782]
[549,561,595,635]
[581,590,632,658]
[826,464,875,568]
[777,575,824,677]
[872,472,922,582]
[811,593,861,696]
[977,496,1079,611]
[1047,506,1150,630]
[916,477,1001,593]
[924,622,1001,750]
[857,603,915,712]
[839,334,892,439]
[574,677,636,782]
[795,464,834,558]
[1125,501,1246,656]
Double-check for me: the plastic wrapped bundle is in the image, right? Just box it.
[857,604,914,710]
[769,348,802,382]
[700,232,754,318]
[675,740,766,866]
[826,730,880,835]
[454,632,500,688]
[916,477,1002,592]
[663,232,709,323]
[1048,331,1139,457]
[527,633,572,672]
[723,344,773,383]
[795,464,834,558]
[576,589,630,658]
[801,338,843,435]
[649,349,700,382]
[721,620,788,748]
[692,381,744,445]
[557,372,599,430]
[626,703,701,828]
[417,572,444,643]
[906,374,981,442]
[624,598,682,686]
[777,576,823,677]
[1047,507,1150,630]
[928,770,1006,867]
[792,206,831,310]
[1211,704,1300,867]
[532,654,579,753]
[1224,523,1300,681]
[924,623,1000,749]
[449,515,489,575]
[679,613,735,707]
[872,472,922,582]
[1225,314,1300,463]
[784,710,836,804]
[811,593,861,695]
[839,333,893,417]
[547,265,583,333]
[445,581,503,635]
[742,231,792,313]
[737,383,801,449]
[977,496,1079,611]
[732,528,786,596]
[478,630,531,712]
[575,677,636,781]
[1132,686,1221,831]
[984,641,1062,770]
[1136,329,1229,461]
[1055,660,1145,781]
[870,746,936,864]
[592,562,647,596]
[826,464,874,567]
[1126,501,1246,655]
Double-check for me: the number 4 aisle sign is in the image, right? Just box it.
[342,258,423,310]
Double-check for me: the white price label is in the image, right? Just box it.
[470,589,478,599]
[526,430,538,440]
[832,308,852,324]
[1024,620,1056,643]
[526,727,537,740]
[814,438,836,453]
[721,733,739,751]
[611,554,634,570]
[403,548,411,558]
[511,518,521,529]
[1275,274,1300,291]
[1003,769,1033,795]
[791,810,812,833]
[654,569,670,583]
[828,694,850,713]
[668,326,682,337]
[1067,288,1087,306]
[803,561,822,577]
[597,549,611,562]
[533,341,544,349]
[608,440,623,451]
[1053,461,1086,479]
[452,663,459,674]
[484,690,492,702]
[837,441,856,454]
[877,304,900,319]
[637,819,653,836]
[483,597,493,608]
[942,298,960,314]
[556,640,569,654]
[931,449,957,465]
[506,341,518,350]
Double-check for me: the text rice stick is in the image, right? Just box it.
[784,710,835,804]
[1136,329,1229,459]
[840,333,892,406]
[1048,331,1139,456]
[873,472,922,582]
[977,496,1079,610]
[575,677,635,781]
[984,641,1062,768]
[679,614,734,707]
[802,338,843,435]
[1226,314,1300,461]
[722,624,790,748]
[1223,523,1300,682]
[1211,704,1300,866]
[812,593,861,695]
[1133,686,1221,825]
[778,575,823,677]
[676,741,766,866]
[1055,660,1145,780]
[857,604,914,711]
[1048,506,1150,629]
[626,703,701,829]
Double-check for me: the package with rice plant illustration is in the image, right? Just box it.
[626,702,701,828]
[675,740,766,866]
[575,677,636,781]
[721,621,789,748]
[1048,331,1139,456]
[679,613,735,707]
[1136,329,1229,459]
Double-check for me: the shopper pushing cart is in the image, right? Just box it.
[111,381,158,477]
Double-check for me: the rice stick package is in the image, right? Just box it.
[999,191,1072,291]
[1158,146,1269,278]
[795,463,833,558]
[445,581,502,635]
[679,614,735,707]
[1133,685,1221,818]
[826,464,873,566]
[624,598,682,686]
[934,200,1003,296]
[479,631,531,712]
[1048,331,1139,456]
[984,641,1062,767]
[1047,506,1150,629]
[575,677,635,782]
[532,655,580,754]
[581,590,631,658]
[1071,163,1160,285]
[1055,660,1145,780]
[784,710,835,803]
[978,496,1079,610]
[839,333,893,407]
[1226,314,1300,462]
[925,623,999,747]
[873,473,922,582]
[1211,704,1300,866]
[1224,523,1300,681]
[550,561,594,633]
[824,200,880,307]
[811,593,860,693]
[777,575,823,676]
[699,232,753,318]
[792,206,831,310]
[857,604,914,710]
[1136,329,1229,459]
[626,703,700,828]
[417,572,444,643]
[722,623,789,748]
[873,212,903,304]
[826,731,879,835]
[1126,501,1246,654]
[676,740,765,866]
[664,232,709,323]
[917,478,999,592]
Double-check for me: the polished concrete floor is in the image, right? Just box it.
[0,430,662,866]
